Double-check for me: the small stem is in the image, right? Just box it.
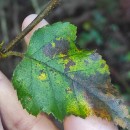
[2,0,59,53]
[0,51,24,59]
[0,41,4,50]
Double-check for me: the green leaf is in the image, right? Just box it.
[12,22,130,129]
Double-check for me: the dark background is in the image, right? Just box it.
[0,0,130,129]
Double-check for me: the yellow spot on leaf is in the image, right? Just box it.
[64,59,69,64]
[36,63,41,67]
[56,37,61,41]
[66,94,93,117]
[51,42,56,48]
[38,73,47,81]
[59,53,66,58]
[114,117,127,128]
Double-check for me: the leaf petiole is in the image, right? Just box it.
[0,51,24,59]
[0,41,4,51]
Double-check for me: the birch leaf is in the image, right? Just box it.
[12,22,130,129]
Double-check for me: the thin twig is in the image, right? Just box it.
[0,41,4,51]
[2,0,59,53]
[0,51,24,59]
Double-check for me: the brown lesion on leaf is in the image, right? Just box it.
[85,90,112,121]
[93,108,112,121]
[98,80,120,97]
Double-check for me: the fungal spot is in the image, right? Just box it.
[89,53,101,61]
[43,39,69,58]
[94,108,111,121]
[56,37,61,41]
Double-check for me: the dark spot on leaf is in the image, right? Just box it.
[101,63,105,68]
[65,88,72,93]
[84,60,89,64]
[40,69,45,73]
[43,39,69,58]
[89,53,101,61]
[64,59,75,72]
[70,71,109,87]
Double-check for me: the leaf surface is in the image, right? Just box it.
[12,22,130,129]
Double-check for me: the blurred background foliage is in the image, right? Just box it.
[0,0,130,129]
